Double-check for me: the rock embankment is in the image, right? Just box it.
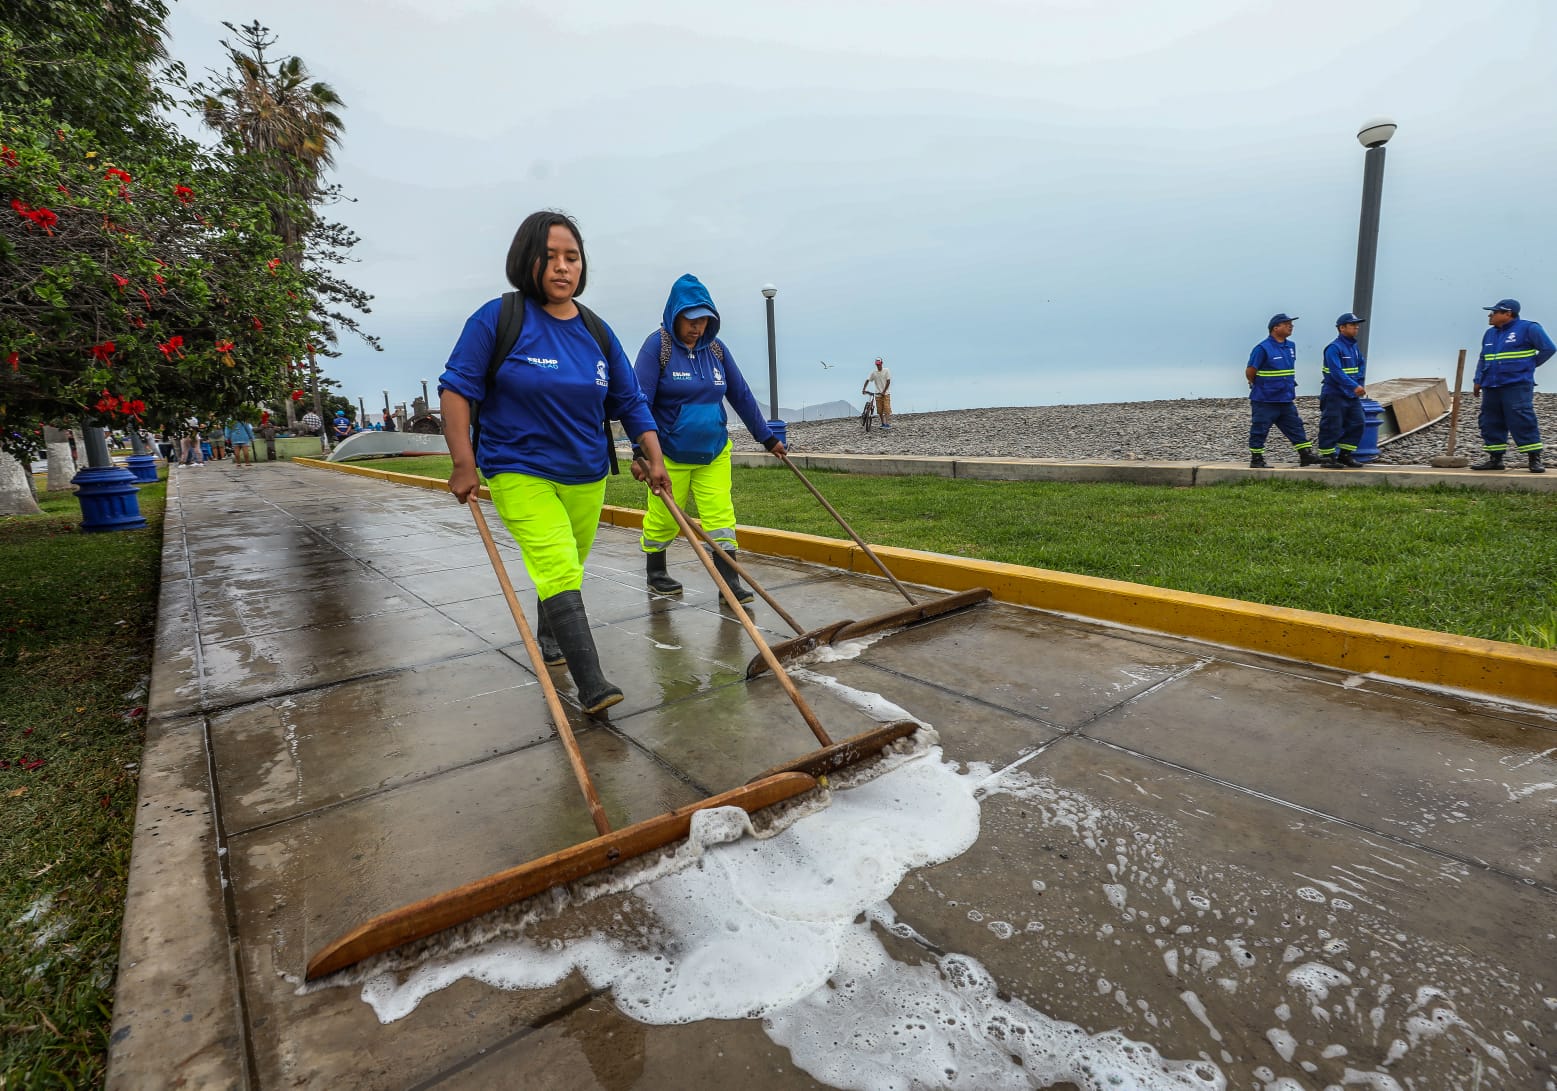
[730,394,1557,466]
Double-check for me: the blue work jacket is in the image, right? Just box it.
[1248,337,1298,402]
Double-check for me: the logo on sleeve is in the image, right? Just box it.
[712,367,724,385]
[595,360,609,387]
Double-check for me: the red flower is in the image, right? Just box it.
[128,399,146,415]
[214,340,235,353]
[57,185,70,196]
[291,389,305,401]
[90,341,116,362]
[129,315,145,329]
[266,258,282,273]
[112,274,129,292]
[96,393,120,413]
[157,335,185,358]
[0,145,16,168]
[153,273,165,292]
[6,351,17,371]
[105,166,132,184]
[11,199,58,235]
[251,317,264,331]
[174,184,195,203]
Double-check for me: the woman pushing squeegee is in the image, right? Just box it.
[308,211,820,981]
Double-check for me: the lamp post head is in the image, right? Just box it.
[761,284,777,299]
[1357,118,1397,148]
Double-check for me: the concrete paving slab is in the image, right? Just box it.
[210,650,549,830]
[198,604,491,708]
[193,567,413,642]
[858,605,1205,728]
[1086,658,1557,886]
[112,463,1557,1090]
[889,735,1556,1090]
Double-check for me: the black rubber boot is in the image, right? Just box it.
[645,550,684,595]
[1471,452,1505,471]
[1249,453,1268,468]
[1318,455,1341,469]
[534,596,566,666]
[1337,451,1363,468]
[1298,448,1320,467]
[541,590,622,714]
[706,545,756,605]
[1530,452,1547,474]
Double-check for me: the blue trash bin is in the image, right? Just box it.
[767,419,788,449]
[1354,398,1384,463]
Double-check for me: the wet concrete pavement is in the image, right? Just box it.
[110,462,1557,1090]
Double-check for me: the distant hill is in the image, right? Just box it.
[777,400,857,422]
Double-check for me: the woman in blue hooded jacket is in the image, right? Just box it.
[632,274,786,602]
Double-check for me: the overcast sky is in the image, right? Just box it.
[165,0,1556,417]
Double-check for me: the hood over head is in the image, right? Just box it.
[663,274,721,351]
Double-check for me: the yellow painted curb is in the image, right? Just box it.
[296,460,1557,708]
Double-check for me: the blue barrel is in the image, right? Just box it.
[73,466,147,533]
[123,453,160,483]
[1354,398,1384,463]
[767,419,788,449]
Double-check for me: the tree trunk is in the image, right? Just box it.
[0,449,43,516]
[44,426,76,492]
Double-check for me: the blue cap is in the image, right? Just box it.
[1335,313,1366,325]
[1268,313,1298,328]
[1484,298,1520,314]
[679,305,716,320]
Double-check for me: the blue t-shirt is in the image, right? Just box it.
[438,298,656,484]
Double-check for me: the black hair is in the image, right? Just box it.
[504,210,587,299]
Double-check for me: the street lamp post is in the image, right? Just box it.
[420,379,429,408]
[761,284,786,446]
[1351,118,1396,359]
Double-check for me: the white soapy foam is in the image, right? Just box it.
[356,731,1225,1090]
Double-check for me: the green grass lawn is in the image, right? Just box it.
[1,479,165,1087]
[379,454,1557,646]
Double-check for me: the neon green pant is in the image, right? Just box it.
[640,441,738,552]
[487,473,607,598]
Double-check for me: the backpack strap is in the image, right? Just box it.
[472,291,526,460]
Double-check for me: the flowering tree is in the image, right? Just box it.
[0,2,375,465]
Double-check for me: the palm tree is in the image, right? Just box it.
[199,21,346,259]
[199,22,346,426]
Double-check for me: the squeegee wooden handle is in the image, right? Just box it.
[779,454,917,605]
[651,482,834,748]
[468,498,611,837]
[674,507,807,636]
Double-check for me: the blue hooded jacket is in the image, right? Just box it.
[633,274,775,465]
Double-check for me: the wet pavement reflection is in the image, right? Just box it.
[121,463,1557,1090]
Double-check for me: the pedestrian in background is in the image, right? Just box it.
[1473,298,1554,473]
[1245,314,1318,468]
[633,273,785,604]
[224,419,256,466]
[258,414,278,461]
[381,409,397,433]
[862,357,893,429]
[1318,313,1368,469]
[438,209,670,714]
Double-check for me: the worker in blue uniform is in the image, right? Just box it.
[1473,298,1554,473]
[1317,313,1368,468]
[1245,314,1318,468]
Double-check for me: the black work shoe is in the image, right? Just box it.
[1337,452,1363,468]
[535,598,566,666]
[1249,454,1269,469]
[1530,454,1547,474]
[541,590,623,714]
[1471,454,1505,471]
[1318,456,1341,469]
[1298,448,1320,466]
[706,545,756,605]
[645,550,684,595]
